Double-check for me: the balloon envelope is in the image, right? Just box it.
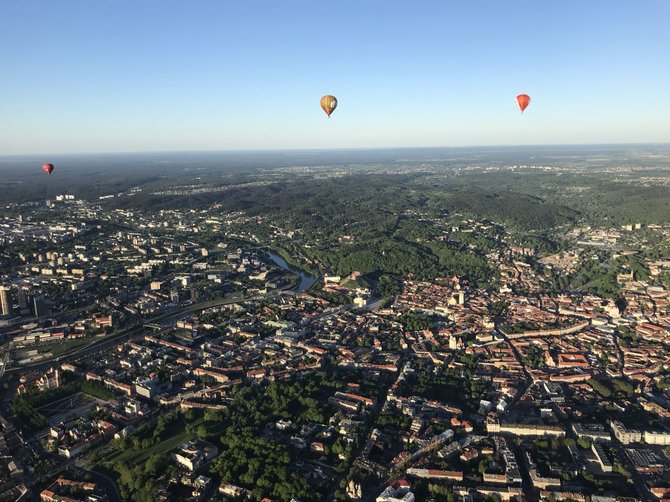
[42,163,55,175]
[516,94,531,113]
[320,95,337,117]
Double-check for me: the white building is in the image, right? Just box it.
[0,286,11,316]
[643,431,670,445]
[610,420,642,444]
[172,440,219,472]
[376,480,414,502]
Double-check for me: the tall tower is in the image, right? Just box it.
[0,286,11,316]
[33,296,47,317]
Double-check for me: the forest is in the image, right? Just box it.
[8,146,670,289]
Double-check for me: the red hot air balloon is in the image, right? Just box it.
[42,163,55,175]
[516,94,531,113]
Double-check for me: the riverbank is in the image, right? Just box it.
[267,252,318,293]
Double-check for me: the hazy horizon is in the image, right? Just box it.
[1,141,670,161]
[2,143,669,207]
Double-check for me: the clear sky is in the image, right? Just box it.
[1,0,669,154]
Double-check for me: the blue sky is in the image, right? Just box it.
[1,0,669,154]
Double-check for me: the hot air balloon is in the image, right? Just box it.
[516,94,531,113]
[320,95,337,117]
[42,163,55,175]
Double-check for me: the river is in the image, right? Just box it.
[267,252,317,293]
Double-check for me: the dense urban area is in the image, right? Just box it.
[1,146,670,502]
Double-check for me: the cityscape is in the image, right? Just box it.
[2,1,669,501]
[0,147,669,501]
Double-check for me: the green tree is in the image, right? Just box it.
[378,274,402,297]
[577,437,591,449]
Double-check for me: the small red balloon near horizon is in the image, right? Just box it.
[42,163,54,175]
[516,94,531,113]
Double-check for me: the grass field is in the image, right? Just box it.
[97,414,228,470]
[42,337,94,357]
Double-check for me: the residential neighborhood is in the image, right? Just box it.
[1,192,670,501]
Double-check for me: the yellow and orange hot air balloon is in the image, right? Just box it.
[516,94,531,113]
[320,95,337,117]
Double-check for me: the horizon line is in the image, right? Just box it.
[1,141,669,158]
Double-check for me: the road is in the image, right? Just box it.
[77,466,122,502]
[495,325,534,410]
[329,354,405,500]
[3,289,280,378]
[612,441,652,501]
[611,328,626,377]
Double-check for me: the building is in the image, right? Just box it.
[643,431,670,445]
[486,421,565,437]
[33,295,50,317]
[135,377,157,400]
[406,469,463,481]
[591,443,613,472]
[37,368,60,392]
[58,437,100,459]
[18,368,60,394]
[610,420,642,444]
[376,479,414,502]
[625,448,667,473]
[526,451,561,490]
[501,447,522,483]
[347,480,363,501]
[572,423,612,443]
[483,473,508,484]
[17,289,29,314]
[40,478,108,502]
[461,486,522,501]
[172,439,219,472]
[219,483,252,498]
[0,286,11,316]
